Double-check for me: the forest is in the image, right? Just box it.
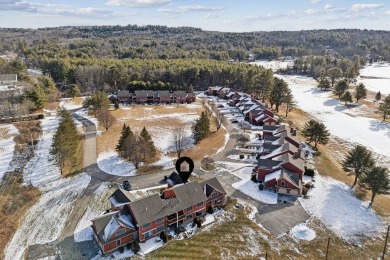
[1,26,390,62]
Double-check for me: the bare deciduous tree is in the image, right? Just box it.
[171,127,192,158]
[239,120,251,133]
[97,109,116,131]
[121,133,149,169]
[215,111,225,131]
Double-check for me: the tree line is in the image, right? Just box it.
[2,27,390,62]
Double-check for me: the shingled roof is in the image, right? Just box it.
[199,177,227,197]
[109,188,137,208]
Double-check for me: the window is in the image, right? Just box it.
[156,225,165,233]
[156,217,164,224]
[197,202,203,207]
[116,228,125,236]
[116,240,120,246]
[212,192,219,198]
[142,223,151,229]
[186,214,192,220]
[186,206,193,211]
[144,230,153,239]
[281,180,285,187]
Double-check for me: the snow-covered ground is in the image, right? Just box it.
[74,183,112,242]
[300,174,383,243]
[232,179,278,205]
[290,223,316,241]
[59,98,83,110]
[97,150,136,176]
[358,63,390,95]
[277,74,390,168]
[5,116,92,260]
[0,124,19,181]
[139,238,164,255]
[249,60,293,72]
[23,116,61,187]
[5,173,91,260]
[217,162,278,204]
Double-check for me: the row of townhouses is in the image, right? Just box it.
[116,90,195,104]
[209,85,278,126]
[211,86,305,196]
[251,125,305,196]
[91,177,226,254]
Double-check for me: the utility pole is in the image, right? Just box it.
[325,237,331,260]
[383,225,390,260]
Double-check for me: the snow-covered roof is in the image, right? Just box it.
[264,170,282,183]
[118,210,135,229]
[243,104,261,115]
[255,113,266,121]
[103,216,121,241]
[226,92,234,97]
[109,197,128,208]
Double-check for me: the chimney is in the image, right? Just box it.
[290,127,294,134]
[294,152,299,159]
[293,129,297,136]
[295,149,302,158]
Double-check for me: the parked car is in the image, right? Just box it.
[122,180,131,191]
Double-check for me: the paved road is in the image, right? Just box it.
[72,112,97,167]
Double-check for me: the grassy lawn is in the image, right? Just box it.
[97,102,227,164]
[139,199,387,259]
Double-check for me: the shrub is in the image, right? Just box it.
[201,157,215,170]
[133,240,141,254]
[207,205,214,214]
[193,217,198,225]
[304,168,315,177]
[118,246,124,253]
[302,186,309,196]
[160,231,168,243]
[196,220,202,228]
[239,154,245,159]
[126,243,132,250]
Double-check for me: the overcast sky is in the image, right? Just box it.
[1,0,389,32]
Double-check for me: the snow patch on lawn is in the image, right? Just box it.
[74,183,112,242]
[233,179,278,205]
[291,223,316,241]
[0,124,19,181]
[139,238,164,255]
[59,98,83,110]
[150,126,194,154]
[23,116,61,187]
[299,174,383,243]
[92,248,135,260]
[277,74,390,169]
[97,150,136,176]
[4,173,91,260]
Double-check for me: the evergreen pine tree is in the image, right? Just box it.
[50,110,80,175]
[378,95,390,121]
[192,111,210,144]
[140,126,156,158]
[333,79,348,99]
[354,83,367,103]
[116,124,132,153]
[341,91,353,105]
[375,91,381,101]
[360,166,390,206]
[342,145,375,189]
[302,119,330,148]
